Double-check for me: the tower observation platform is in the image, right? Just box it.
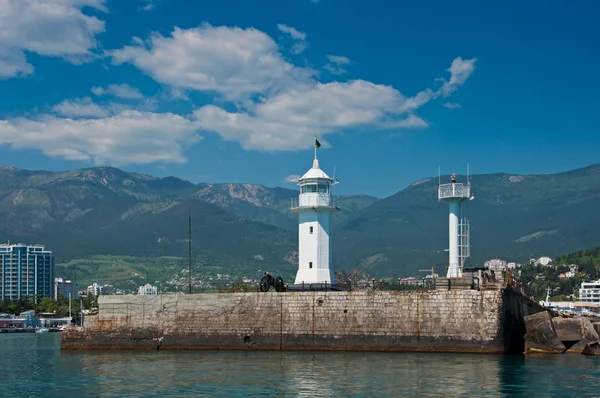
[438,181,471,201]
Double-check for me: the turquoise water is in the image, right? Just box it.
[1,334,600,397]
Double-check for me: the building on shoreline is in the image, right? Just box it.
[0,243,54,300]
[54,278,78,300]
[579,280,600,304]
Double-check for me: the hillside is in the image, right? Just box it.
[0,165,376,288]
[334,164,600,276]
[2,164,600,288]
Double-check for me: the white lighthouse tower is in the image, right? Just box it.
[438,173,473,278]
[290,139,339,285]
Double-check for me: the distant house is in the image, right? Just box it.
[485,259,507,272]
[559,272,575,279]
[568,264,579,273]
[138,284,158,296]
[398,277,421,286]
[534,256,553,267]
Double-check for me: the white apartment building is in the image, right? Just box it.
[138,283,158,296]
[87,282,104,296]
[485,259,507,272]
[579,280,600,303]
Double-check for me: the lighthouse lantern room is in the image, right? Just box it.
[290,139,340,285]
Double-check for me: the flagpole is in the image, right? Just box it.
[314,134,317,160]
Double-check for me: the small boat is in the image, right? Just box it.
[35,327,49,333]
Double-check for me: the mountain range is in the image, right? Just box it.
[1,163,599,287]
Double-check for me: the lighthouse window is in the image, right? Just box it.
[309,226,313,234]
[302,184,318,193]
[318,184,329,193]
[309,262,313,269]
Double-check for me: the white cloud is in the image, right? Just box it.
[52,97,107,118]
[277,24,306,41]
[398,57,477,112]
[192,56,477,152]
[139,0,155,11]
[389,114,428,128]
[0,110,200,165]
[277,24,308,55]
[443,102,461,109]
[324,64,345,75]
[324,54,352,75]
[91,84,144,99]
[194,80,427,151]
[284,174,301,183]
[0,0,107,78]
[439,57,477,97]
[326,55,350,65]
[109,24,315,101]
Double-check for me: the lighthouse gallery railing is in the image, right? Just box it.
[438,183,471,200]
[291,194,339,209]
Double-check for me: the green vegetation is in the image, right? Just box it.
[555,247,600,271]
[0,293,97,316]
[519,246,600,301]
[57,255,186,291]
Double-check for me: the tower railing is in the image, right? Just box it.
[438,183,471,200]
[291,194,339,209]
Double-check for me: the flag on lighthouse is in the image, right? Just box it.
[315,138,321,148]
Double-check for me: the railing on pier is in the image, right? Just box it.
[438,183,471,200]
[503,269,531,297]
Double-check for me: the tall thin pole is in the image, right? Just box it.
[188,212,192,294]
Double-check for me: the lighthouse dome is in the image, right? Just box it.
[300,159,332,181]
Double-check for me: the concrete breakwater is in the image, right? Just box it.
[61,286,545,353]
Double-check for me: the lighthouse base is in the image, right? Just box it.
[287,282,346,292]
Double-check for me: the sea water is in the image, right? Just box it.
[1,333,599,397]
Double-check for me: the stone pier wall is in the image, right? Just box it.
[62,287,545,353]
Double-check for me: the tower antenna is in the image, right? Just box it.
[438,166,441,186]
[467,163,470,184]
[333,166,336,180]
[188,211,192,294]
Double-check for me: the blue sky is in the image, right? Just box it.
[0,0,598,197]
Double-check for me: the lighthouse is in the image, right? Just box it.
[438,173,473,278]
[290,138,339,285]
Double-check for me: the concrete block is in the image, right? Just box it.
[524,311,553,334]
[553,317,600,343]
[524,323,566,354]
[582,340,600,356]
[592,322,600,336]
[566,338,593,354]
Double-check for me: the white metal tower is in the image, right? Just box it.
[290,140,339,284]
[438,173,473,278]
